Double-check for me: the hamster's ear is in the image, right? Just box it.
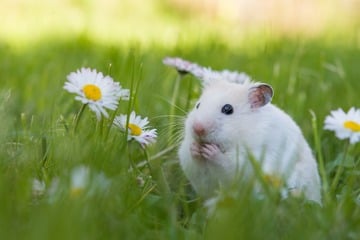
[248,84,273,109]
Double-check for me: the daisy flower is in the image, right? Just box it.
[163,57,251,85]
[324,107,360,144]
[64,68,130,119]
[32,178,46,197]
[113,111,157,148]
[163,57,204,78]
[70,165,90,197]
[200,68,252,85]
[87,172,111,196]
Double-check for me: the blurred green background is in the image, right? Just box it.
[1,0,360,239]
[2,0,359,118]
[1,0,359,45]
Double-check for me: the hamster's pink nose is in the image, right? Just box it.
[193,122,206,136]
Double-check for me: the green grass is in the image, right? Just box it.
[1,2,360,239]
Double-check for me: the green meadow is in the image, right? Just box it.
[1,0,360,239]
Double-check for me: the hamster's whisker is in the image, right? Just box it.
[152,114,186,121]
[157,121,184,144]
[156,95,189,115]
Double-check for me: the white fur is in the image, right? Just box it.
[178,80,321,204]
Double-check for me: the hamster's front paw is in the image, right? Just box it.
[191,142,224,163]
[200,143,222,160]
[190,142,202,159]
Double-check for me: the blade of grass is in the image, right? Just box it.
[310,110,330,202]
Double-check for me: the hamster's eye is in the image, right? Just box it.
[195,102,200,109]
[221,104,233,115]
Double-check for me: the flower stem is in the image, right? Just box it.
[142,148,153,177]
[185,76,194,111]
[310,111,330,202]
[97,116,104,137]
[73,104,87,134]
[330,141,349,194]
[127,141,140,174]
[168,74,183,142]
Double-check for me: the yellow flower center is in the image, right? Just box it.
[344,120,360,132]
[83,84,102,101]
[70,187,84,198]
[128,123,142,136]
[264,174,283,189]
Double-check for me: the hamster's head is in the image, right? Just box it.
[185,81,273,151]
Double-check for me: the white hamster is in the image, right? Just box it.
[178,80,321,204]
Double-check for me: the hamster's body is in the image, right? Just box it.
[178,80,321,204]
